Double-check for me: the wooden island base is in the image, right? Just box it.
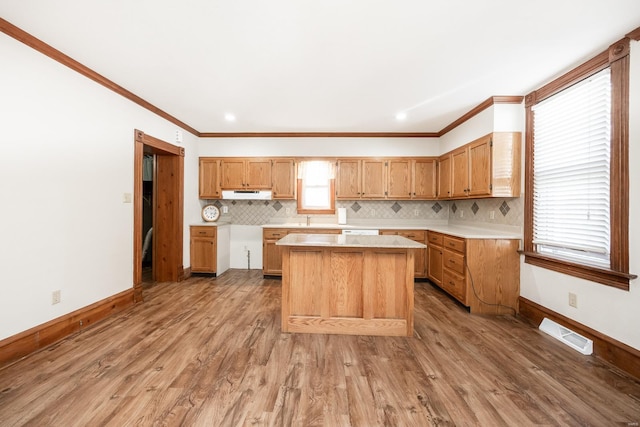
[280,235,421,337]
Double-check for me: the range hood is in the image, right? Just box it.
[221,190,272,200]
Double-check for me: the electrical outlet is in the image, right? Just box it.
[490,211,495,220]
[414,208,419,216]
[568,292,577,308]
[285,208,290,215]
[460,210,464,218]
[52,290,61,305]
[371,209,376,216]
[222,206,228,214]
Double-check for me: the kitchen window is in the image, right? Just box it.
[523,37,635,290]
[296,160,335,214]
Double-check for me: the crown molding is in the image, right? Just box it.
[0,17,199,136]
[198,132,439,138]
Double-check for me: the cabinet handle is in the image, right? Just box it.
[449,259,455,263]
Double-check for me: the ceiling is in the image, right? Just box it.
[2,1,640,134]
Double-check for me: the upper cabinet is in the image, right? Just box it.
[412,159,437,199]
[221,158,272,190]
[271,158,296,199]
[439,132,521,200]
[199,158,221,199]
[336,158,436,200]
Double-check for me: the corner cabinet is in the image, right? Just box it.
[190,226,217,274]
[439,132,521,200]
[427,231,520,315]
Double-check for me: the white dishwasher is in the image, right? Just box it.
[341,229,379,236]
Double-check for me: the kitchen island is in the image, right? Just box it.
[277,233,426,337]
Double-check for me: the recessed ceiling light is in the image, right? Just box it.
[395,112,407,121]
[224,113,236,122]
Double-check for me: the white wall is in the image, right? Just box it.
[0,34,200,340]
[197,137,440,158]
[520,41,640,351]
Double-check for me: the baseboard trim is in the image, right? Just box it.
[518,296,640,379]
[0,288,135,369]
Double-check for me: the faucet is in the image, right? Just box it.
[306,215,311,226]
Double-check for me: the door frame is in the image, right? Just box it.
[133,129,184,301]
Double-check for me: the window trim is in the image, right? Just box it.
[523,37,635,290]
[295,160,336,214]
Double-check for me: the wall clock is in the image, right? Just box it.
[201,204,220,222]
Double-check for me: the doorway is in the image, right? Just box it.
[133,130,185,302]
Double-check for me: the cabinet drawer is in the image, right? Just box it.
[264,229,287,239]
[443,249,465,275]
[428,232,443,246]
[191,227,216,237]
[399,230,425,241]
[442,269,466,302]
[443,236,465,253]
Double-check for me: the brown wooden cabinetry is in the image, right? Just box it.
[190,226,216,274]
[263,228,341,276]
[427,230,520,315]
[387,159,412,199]
[199,158,221,199]
[221,158,272,190]
[412,159,437,199]
[437,155,452,199]
[271,159,296,199]
[427,232,444,286]
[380,229,427,278]
[439,132,521,200]
[335,159,361,199]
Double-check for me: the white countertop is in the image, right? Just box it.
[262,222,521,240]
[276,233,427,249]
[190,220,232,227]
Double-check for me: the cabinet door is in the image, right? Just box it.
[220,159,246,189]
[437,155,452,199]
[451,147,469,198]
[272,159,296,199]
[199,158,221,199]
[468,135,492,196]
[191,237,216,273]
[336,159,361,199]
[387,159,412,199]
[412,159,437,199]
[246,159,272,189]
[263,239,284,275]
[427,244,443,286]
[361,160,386,198]
[398,230,427,278]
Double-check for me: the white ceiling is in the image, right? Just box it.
[2,1,640,134]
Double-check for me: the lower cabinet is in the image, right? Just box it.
[427,230,520,315]
[380,229,427,278]
[262,228,341,276]
[190,226,217,274]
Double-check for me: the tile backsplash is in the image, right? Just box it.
[206,197,523,228]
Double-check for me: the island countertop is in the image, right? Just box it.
[276,233,427,249]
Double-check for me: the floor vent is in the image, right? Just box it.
[539,318,593,355]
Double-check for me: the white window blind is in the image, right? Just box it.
[532,68,611,268]
[298,160,334,210]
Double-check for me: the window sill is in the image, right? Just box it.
[521,252,636,291]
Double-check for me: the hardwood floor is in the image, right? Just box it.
[1,270,639,426]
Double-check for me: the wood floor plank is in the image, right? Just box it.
[1,270,639,426]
